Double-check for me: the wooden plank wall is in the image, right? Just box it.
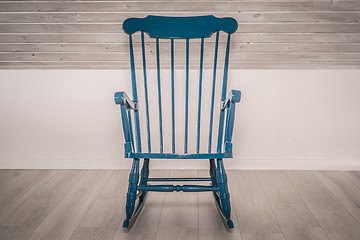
[0,0,359,69]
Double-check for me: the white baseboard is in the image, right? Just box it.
[226,159,360,170]
[0,157,359,170]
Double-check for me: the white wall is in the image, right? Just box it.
[0,70,359,170]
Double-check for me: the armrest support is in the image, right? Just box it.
[221,90,241,110]
[114,91,136,153]
[222,90,241,153]
[114,91,138,110]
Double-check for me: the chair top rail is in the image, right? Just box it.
[123,15,238,39]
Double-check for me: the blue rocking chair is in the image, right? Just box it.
[115,15,241,229]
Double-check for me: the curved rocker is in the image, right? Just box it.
[212,158,234,229]
[123,189,148,228]
[123,159,149,228]
[213,191,234,229]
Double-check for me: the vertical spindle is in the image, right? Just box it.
[196,37,204,153]
[171,38,175,153]
[141,32,151,153]
[156,37,164,153]
[217,34,231,153]
[184,38,189,153]
[208,31,219,153]
[129,34,142,153]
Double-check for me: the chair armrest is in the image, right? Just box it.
[221,90,241,110]
[114,91,138,110]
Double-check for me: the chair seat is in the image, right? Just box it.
[125,152,232,159]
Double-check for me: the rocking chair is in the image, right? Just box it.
[115,15,241,229]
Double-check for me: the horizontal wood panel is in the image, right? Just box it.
[1,43,359,52]
[1,12,359,23]
[0,1,359,69]
[1,2,360,12]
[0,24,122,33]
[1,52,359,62]
[2,23,360,33]
[1,33,360,43]
[1,62,359,69]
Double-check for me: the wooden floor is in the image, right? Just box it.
[0,170,360,240]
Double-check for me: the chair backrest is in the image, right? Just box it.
[122,15,238,155]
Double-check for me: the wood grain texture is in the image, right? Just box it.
[1,12,359,23]
[257,170,329,240]
[113,169,170,240]
[69,170,128,240]
[1,2,359,12]
[198,170,242,240]
[155,170,199,240]
[314,171,360,224]
[286,170,360,240]
[1,52,359,62]
[1,23,360,34]
[1,170,360,239]
[1,43,360,53]
[1,61,359,69]
[0,1,359,69]
[0,170,29,195]
[341,171,360,190]
[27,170,112,240]
[0,170,57,223]
[1,33,360,44]
[227,170,285,240]
[0,170,85,240]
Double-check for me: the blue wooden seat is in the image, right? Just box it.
[115,15,241,229]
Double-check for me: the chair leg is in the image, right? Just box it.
[123,158,140,228]
[216,158,234,228]
[140,159,149,186]
[139,159,149,201]
[209,159,217,186]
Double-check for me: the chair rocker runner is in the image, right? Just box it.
[115,15,241,229]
